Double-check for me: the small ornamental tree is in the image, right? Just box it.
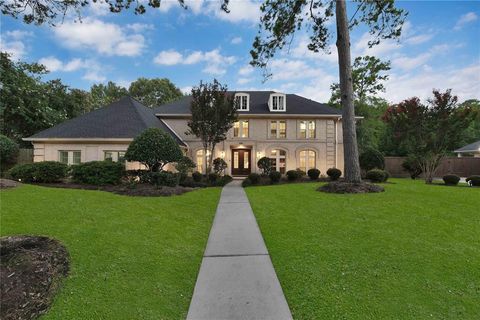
[125,128,183,172]
[0,134,19,173]
[383,89,474,184]
[213,158,228,175]
[187,80,237,173]
[257,157,272,175]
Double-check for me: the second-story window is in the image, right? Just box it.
[272,95,285,111]
[233,120,249,138]
[235,94,249,111]
[299,120,316,139]
[270,120,286,139]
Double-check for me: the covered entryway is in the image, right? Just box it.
[231,149,251,176]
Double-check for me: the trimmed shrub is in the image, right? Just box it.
[286,170,301,181]
[217,175,233,186]
[269,171,281,184]
[208,173,219,184]
[242,178,252,188]
[296,169,306,177]
[359,148,385,171]
[466,175,480,187]
[402,157,422,179]
[150,171,179,187]
[248,173,261,184]
[442,174,460,186]
[366,169,389,183]
[257,157,272,175]
[213,158,228,175]
[0,135,19,173]
[32,161,69,183]
[8,161,68,183]
[8,163,36,182]
[307,168,320,180]
[192,171,202,182]
[326,168,342,181]
[71,161,125,185]
[175,156,196,175]
[180,177,208,188]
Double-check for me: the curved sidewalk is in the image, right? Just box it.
[187,180,293,320]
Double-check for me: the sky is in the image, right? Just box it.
[1,0,479,104]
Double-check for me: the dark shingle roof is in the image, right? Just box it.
[26,96,186,146]
[153,91,342,116]
[454,140,480,153]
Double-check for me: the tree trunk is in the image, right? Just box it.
[335,0,362,183]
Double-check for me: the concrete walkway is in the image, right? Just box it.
[187,180,293,320]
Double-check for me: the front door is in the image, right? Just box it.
[231,149,251,176]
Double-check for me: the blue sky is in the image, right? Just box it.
[1,0,479,103]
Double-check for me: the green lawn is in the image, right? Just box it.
[245,179,480,319]
[1,184,221,319]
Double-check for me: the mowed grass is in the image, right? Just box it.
[1,184,221,319]
[245,179,480,319]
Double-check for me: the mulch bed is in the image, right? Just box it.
[0,236,70,320]
[0,179,20,189]
[318,181,385,194]
[33,182,195,197]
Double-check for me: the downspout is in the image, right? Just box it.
[334,119,338,168]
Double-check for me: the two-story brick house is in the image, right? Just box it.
[25,91,344,176]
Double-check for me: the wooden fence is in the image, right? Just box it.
[385,156,480,178]
[17,148,34,165]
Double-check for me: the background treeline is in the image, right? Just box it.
[0,52,183,145]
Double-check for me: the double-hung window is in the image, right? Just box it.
[233,120,249,138]
[59,151,81,165]
[269,94,286,111]
[235,94,249,111]
[270,120,286,139]
[299,120,316,139]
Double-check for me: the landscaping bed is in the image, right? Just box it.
[1,236,69,320]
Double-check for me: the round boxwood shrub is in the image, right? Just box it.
[247,173,261,184]
[286,170,301,181]
[442,174,460,186]
[466,175,480,187]
[149,171,179,187]
[326,168,342,181]
[8,163,36,182]
[8,161,68,183]
[307,168,320,180]
[0,135,19,173]
[269,171,281,184]
[257,157,272,175]
[359,148,385,171]
[242,178,252,188]
[366,169,389,183]
[71,161,125,185]
[192,171,202,182]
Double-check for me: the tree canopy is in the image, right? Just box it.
[129,78,183,108]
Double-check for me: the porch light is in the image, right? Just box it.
[257,151,263,158]
[219,151,225,158]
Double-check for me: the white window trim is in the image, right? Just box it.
[233,120,249,138]
[59,150,81,165]
[269,93,286,112]
[234,93,250,111]
[270,120,287,139]
[104,150,126,162]
[299,149,316,172]
[299,120,316,139]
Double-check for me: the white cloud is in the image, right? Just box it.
[392,53,431,71]
[154,50,183,65]
[39,56,86,72]
[383,64,480,102]
[238,65,254,76]
[181,86,193,94]
[207,0,261,24]
[0,29,33,60]
[237,78,252,85]
[53,18,146,56]
[454,12,478,30]
[269,58,322,81]
[125,23,155,33]
[153,48,236,75]
[291,35,338,63]
[88,0,110,16]
[231,36,242,44]
[83,70,106,82]
[404,33,433,45]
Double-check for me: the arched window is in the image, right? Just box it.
[270,149,287,174]
[195,150,211,173]
[299,150,316,172]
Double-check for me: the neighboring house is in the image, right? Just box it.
[25,91,345,176]
[454,140,480,158]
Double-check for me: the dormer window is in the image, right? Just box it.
[269,93,286,112]
[235,93,249,111]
